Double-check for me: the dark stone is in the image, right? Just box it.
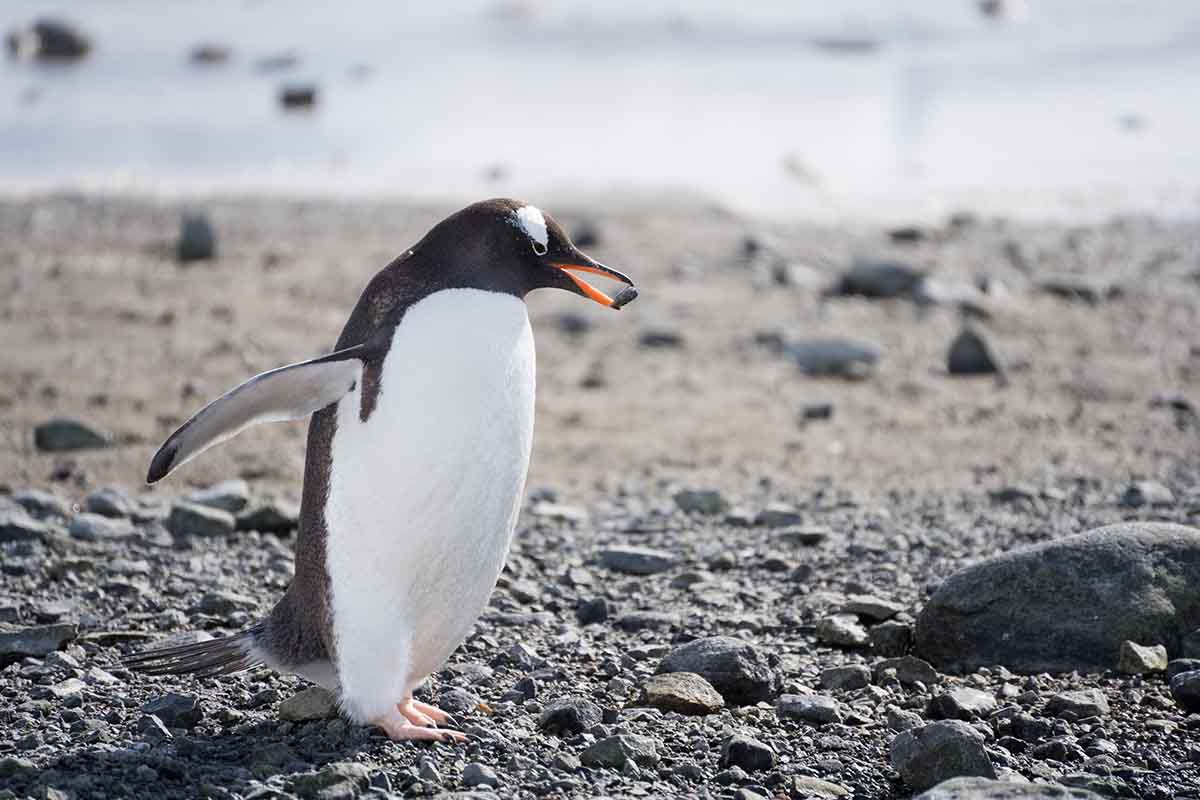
[1170,670,1200,713]
[947,329,999,375]
[819,664,871,691]
[1167,659,1200,681]
[636,673,725,715]
[614,611,680,631]
[177,213,216,262]
[720,732,776,772]
[913,777,1104,799]
[141,693,202,729]
[0,509,54,543]
[0,624,78,666]
[873,656,940,686]
[914,523,1200,673]
[657,636,780,704]
[462,762,499,788]
[189,44,231,65]
[292,763,370,800]
[84,487,135,518]
[68,513,135,542]
[12,489,69,519]
[927,688,998,721]
[167,501,236,538]
[186,479,249,513]
[673,489,729,516]
[236,499,300,533]
[639,328,684,348]
[1119,481,1174,508]
[7,19,91,61]
[833,259,925,299]
[778,694,843,725]
[786,338,878,378]
[539,696,602,735]
[890,720,996,791]
[870,620,913,656]
[1045,690,1109,719]
[576,597,611,625]
[580,735,661,769]
[597,546,676,575]
[279,84,318,110]
[34,418,108,451]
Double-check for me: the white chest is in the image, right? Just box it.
[323,289,535,697]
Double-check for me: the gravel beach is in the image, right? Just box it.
[2,195,1199,799]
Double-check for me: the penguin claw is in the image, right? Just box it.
[375,717,466,743]
[408,699,454,726]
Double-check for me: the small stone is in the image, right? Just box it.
[787,776,850,798]
[841,594,905,622]
[1119,481,1174,508]
[947,329,999,375]
[576,597,611,625]
[834,259,924,298]
[68,512,135,542]
[755,503,804,528]
[926,688,998,721]
[189,43,231,64]
[178,212,216,262]
[819,664,871,691]
[462,763,499,788]
[778,694,843,725]
[817,614,869,648]
[7,19,92,61]
[636,672,725,715]
[417,757,441,783]
[719,732,776,772]
[279,687,337,721]
[552,753,581,772]
[1045,689,1109,720]
[639,327,684,348]
[673,489,729,516]
[137,714,173,744]
[167,501,236,538]
[870,620,913,656]
[84,487,136,518]
[291,762,370,800]
[236,499,300,533]
[142,693,202,729]
[1030,739,1086,763]
[874,656,941,686]
[191,590,256,616]
[581,734,661,769]
[1118,640,1169,674]
[528,500,587,524]
[774,526,829,546]
[12,489,70,519]
[34,418,108,451]
[48,677,86,702]
[888,708,924,732]
[787,338,879,378]
[657,636,780,705]
[1171,670,1200,713]
[597,546,676,575]
[890,720,997,791]
[186,479,250,513]
[614,610,680,631]
[0,509,54,543]
[0,623,78,666]
[801,403,834,421]
[539,696,601,735]
[279,83,318,110]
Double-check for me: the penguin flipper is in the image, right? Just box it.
[147,344,367,483]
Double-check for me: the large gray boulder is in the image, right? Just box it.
[915,523,1200,673]
[915,777,1103,799]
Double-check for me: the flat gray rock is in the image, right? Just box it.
[167,501,236,538]
[580,735,661,769]
[891,720,997,791]
[915,777,1104,799]
[597,546,676,575]
[914,522,1200,673]
[34,418,109,451]
[657,636,780,704]
[636,673,725,715]
[0,624,78,666]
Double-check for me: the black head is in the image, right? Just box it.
[409,198,637,309]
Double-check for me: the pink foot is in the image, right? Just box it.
[374,713,466,743]
[408,699,453,725]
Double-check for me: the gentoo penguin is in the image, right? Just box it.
[126,199,637,741]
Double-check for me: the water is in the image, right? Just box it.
[2,0,1199,221]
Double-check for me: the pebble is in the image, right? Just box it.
[787,776,851,798]
[13,488,70,519]
[639,327,685,348]
[755,504,804,528]
[236,499,300,533]
[778,694,844,725]
[786,338,879,378]
[68,512,135,542]
[34,418,108,451]
[719,732,776,772]
[869,620,913,656]
[947,329,1000,376]
[1045,690,1109,719]
[597,546,676,575]
[890,720,997,791]
[1170,670,1200,713]
[820,664,872,691]
[142,693,203,729]
[926,688,997,721]
[539,696,601,735]
[136,714,173,744]
[291,763,370,800]
[841,594,905,621]
[873,656,941,686]
[1119,481,1175,508]
[462,762,500,788]
[278,687,337,721]
[580,734,661,769]
[673,489,729,515]
[191,590,256,616]
[84,487,136,518]
[279,83,318,110]
[636,672,725,715]
[0,623,78,665]
[816,614,870,648]
[167,501,236,538]
[576,597,611,625]
[657,636,780,704]
[186,479,250,513]
[177,212,217,262]
[833,259,924,299]
[0,508,55,543]
[7,19,92,61]
[1118,640,1168,674]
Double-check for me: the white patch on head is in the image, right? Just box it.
[513,205,548,254]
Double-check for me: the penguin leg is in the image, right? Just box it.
[396,697,464,739]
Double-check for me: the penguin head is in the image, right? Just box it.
[414,198,637,309]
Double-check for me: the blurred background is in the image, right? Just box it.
[3,0,1199,222]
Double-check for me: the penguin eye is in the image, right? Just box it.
[531,240,548,256]
[513,205,549,258]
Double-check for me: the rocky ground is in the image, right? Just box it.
[1,195,1200,799]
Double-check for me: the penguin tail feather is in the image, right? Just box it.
[123,627,263,678]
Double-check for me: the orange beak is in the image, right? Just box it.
[552,261,638,309]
